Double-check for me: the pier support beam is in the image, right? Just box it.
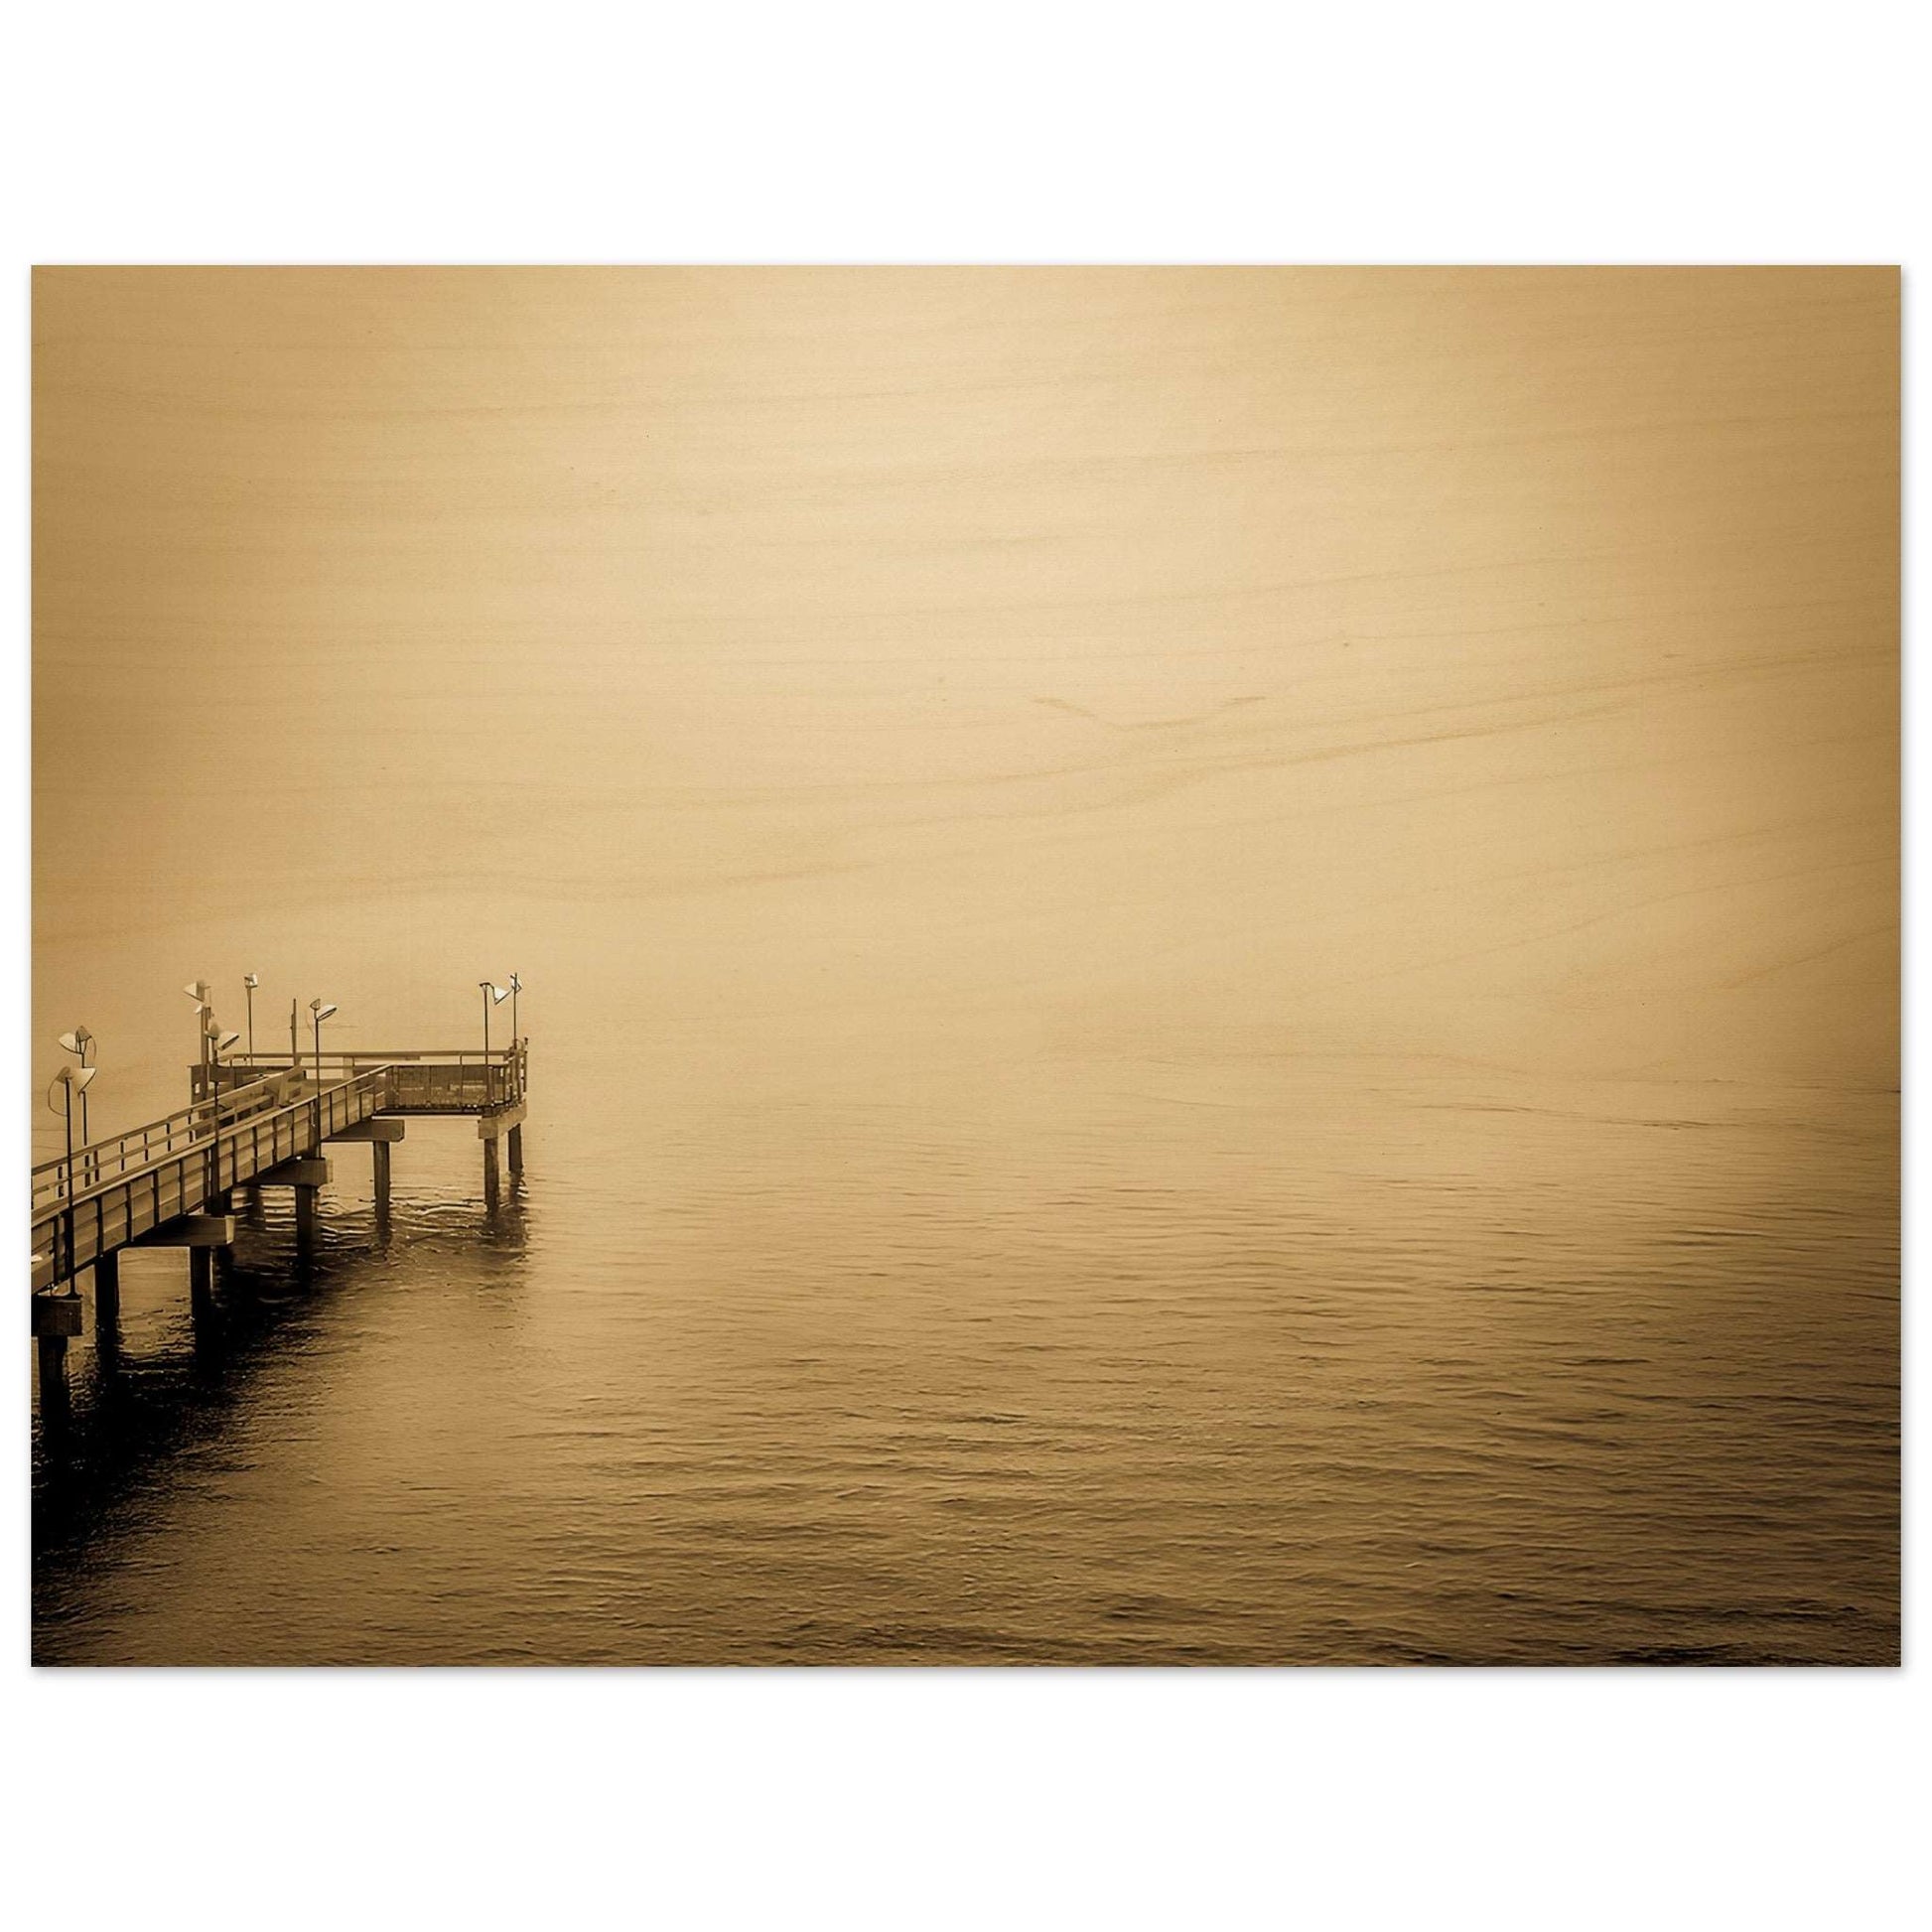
[255,1157,330,1255]
[478,1103,523,1209]
[326,1118,402,1217]
[38,1335,70,1425]
[131,1213,238,1321]
[33,1294,82,1427]
[93,1250,121,1328]
[190,1247,215,1321]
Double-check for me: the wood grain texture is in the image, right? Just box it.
[30,271,1900,1665]
[33,268,1896,1100]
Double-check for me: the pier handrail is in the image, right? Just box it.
[227,1043,528,1109]
[225,1047,524,1064]
[34,1045,529,1213]
[30,1066,394,1220]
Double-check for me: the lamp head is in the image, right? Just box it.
[483,983,509,1006]
[184,981,209,1008]
[312,1002,339,1024]
[508,973,521,994]
[55,1064,97,1093]
[57,1030,83,1055]
[244,973,260,989]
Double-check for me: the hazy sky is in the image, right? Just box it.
[32,268,1896,1103]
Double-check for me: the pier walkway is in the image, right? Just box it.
[31,1044,529,1414]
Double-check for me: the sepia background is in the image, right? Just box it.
[31,267,1897,1663]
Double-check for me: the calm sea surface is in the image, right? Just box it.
[31,949,1898,1665]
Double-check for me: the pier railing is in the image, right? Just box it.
[222,1042,527,1112]
[32,1045,530,1290]
[31,1065,395,1289]
[33,1066,308,1213]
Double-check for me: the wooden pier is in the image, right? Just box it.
[31,1042,529,1419]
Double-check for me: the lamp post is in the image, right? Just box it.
[210,1029,241,1086]
[184,981,214,1112]
[208,1025,241,1103]
[48,1064,96,1275]
[243,973,259,1058]
[207,1029,241,1201]
[310,1000,338,1084]
[57,1026,95,1150]
[480,981,508,1102]
[507,972,524,1103]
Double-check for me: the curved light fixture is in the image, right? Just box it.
[478,982,508,1093]
[57,1029,98,1147]
[243,973,260,990]
[48,1064,95,1199]
[309,1000,339,1083]
[216,1031,242,1053]
[184,981,210,1009]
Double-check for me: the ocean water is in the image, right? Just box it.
[31,972,1897,1665]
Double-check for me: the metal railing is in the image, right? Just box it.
[30,1066,394,1289]
[31,1044,531,1289]
[224,1042,528,1112]
[32,1069,302,1213]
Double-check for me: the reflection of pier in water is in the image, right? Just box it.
[31,1043,530,1421]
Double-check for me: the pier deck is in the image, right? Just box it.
[31,1042,529,1308]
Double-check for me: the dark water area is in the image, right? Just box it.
[33,1029,1897,1666]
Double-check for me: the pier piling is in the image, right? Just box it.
[32,1293,82,1427]
[93,1251,120,1327]
[189,1247,214,1321]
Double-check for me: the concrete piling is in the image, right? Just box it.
[37,1334,70,1424]
[189,1247,215,1322]
[32,1293,83,1427]
[93,1250,120,1328]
